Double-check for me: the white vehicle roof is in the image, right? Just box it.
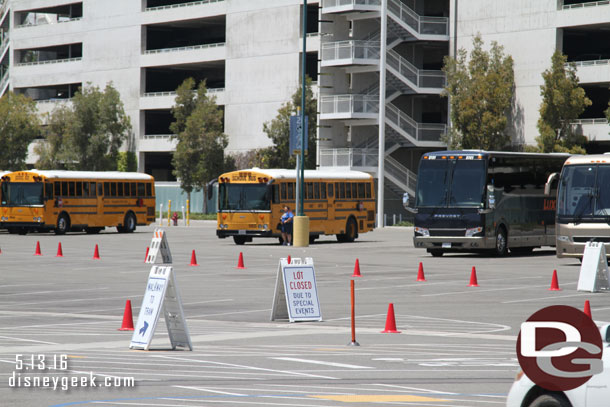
[565,154,610,165]
[6,170,154,181]
[223,168,373,181]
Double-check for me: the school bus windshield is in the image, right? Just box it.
[219,183,270,211]
[1,182,44,206]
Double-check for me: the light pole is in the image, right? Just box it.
[293,0,310,247]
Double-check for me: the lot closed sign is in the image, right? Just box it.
[271,258,322,322]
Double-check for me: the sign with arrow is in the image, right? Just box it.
[130,266,192,351]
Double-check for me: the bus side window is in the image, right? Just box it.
[314,182,320,199]
[45,183,53,199]
[117,182,124,197]
[110,182,117,197]
[98,183,103,196]
[69,182,75,197]
[146,183,152,196]
[338,182,346,199]
[272,185,279,203]
[138,183,145,196]
[320,183,326,199]
[83,182,89,196]
[358,183,365,198]
[104,182,110,197]
[54,182,61,196]
[76,182,83,197]
[280,183,287,201]
[130,182,136,197]
[287,183,294,200]
[365,183,371,198]
[62,181,68,197]
[345,183,352,199]
[328,183,333,198]
[306,182,313,200]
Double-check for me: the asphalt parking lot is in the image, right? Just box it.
[0,221,608,407]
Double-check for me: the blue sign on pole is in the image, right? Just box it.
[289,115,308,155]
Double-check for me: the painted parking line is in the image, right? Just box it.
[310,394,447,402]
[272,357,373,370]
[173,386,247,396]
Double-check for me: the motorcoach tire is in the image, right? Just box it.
[494,226,508,257]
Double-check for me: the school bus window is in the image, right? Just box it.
[98,183,103,196]
[280,183,287,200]
[138,183,145,196]
[89,182,95,196]
[365,183,371,198]
[146,183,152,196]
[76,182,83,197]
[54,182,61,196]
[358,183,365,198]
[45,183,53,199]
[338,182,345,198]
[272,184,279,203]
[314,182,320,199]
[306,182,313,199]
[69,182,76,197]
[62,181,68,196]
[287,183,294,200]
[328,183,333,198]
[130,182,136,197]
[321,183,327,199]
[83,182,89,196]
[117,182,123,197]
[110,182,116,197]
[345,183,352,199]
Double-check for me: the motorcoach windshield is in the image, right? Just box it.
[416,159,486,208]
[557,164,610,220]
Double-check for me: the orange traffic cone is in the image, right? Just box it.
[549,269,561,291]
[56,242,64,257]
[352,259,362,277]
[416,262,426,282]
[93,244,101,260]
[118,300,134,331]
[34,241,42,256]
[190,250,199,266]
[584,300,592,318]
[287,255,291,264]
[144,246,149,263]
[468,266,479,287]
[236,252,245,269]
[381,303,401,333]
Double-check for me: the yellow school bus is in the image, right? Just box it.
[0,170,156,235]
[215,168,376,245]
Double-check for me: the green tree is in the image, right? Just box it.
[170,78,228,212]
[117,151,137,172]
[260,76,317,169]
[0,92,41,170]
[35,83,132,170]
[536,51,591,153]
[442,35,514,150]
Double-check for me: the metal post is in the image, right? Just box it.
[377,0,388,228]
[348,279,359,346]
[299,0,307,216]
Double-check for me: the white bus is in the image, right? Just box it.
[554,154,610,259]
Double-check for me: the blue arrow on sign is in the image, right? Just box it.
[139,321,149,336]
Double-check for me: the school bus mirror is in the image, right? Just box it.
[206,180,216,198]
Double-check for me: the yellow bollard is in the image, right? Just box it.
[293,216,310,247]
[167,200,172,227]
[186,199,190,226]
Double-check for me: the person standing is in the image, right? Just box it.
[280,205,294,246]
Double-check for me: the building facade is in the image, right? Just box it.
[0,0,319,181]
[0,0,609,219]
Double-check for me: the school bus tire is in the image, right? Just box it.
[55,213,70,235]
[123,212,137,233]
[233,236,251,245]
[337,217,358,243]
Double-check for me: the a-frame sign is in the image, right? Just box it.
[130,229,192,350]
[271,257,322,322]
[578,241,610,292]
[145,228,172,264]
